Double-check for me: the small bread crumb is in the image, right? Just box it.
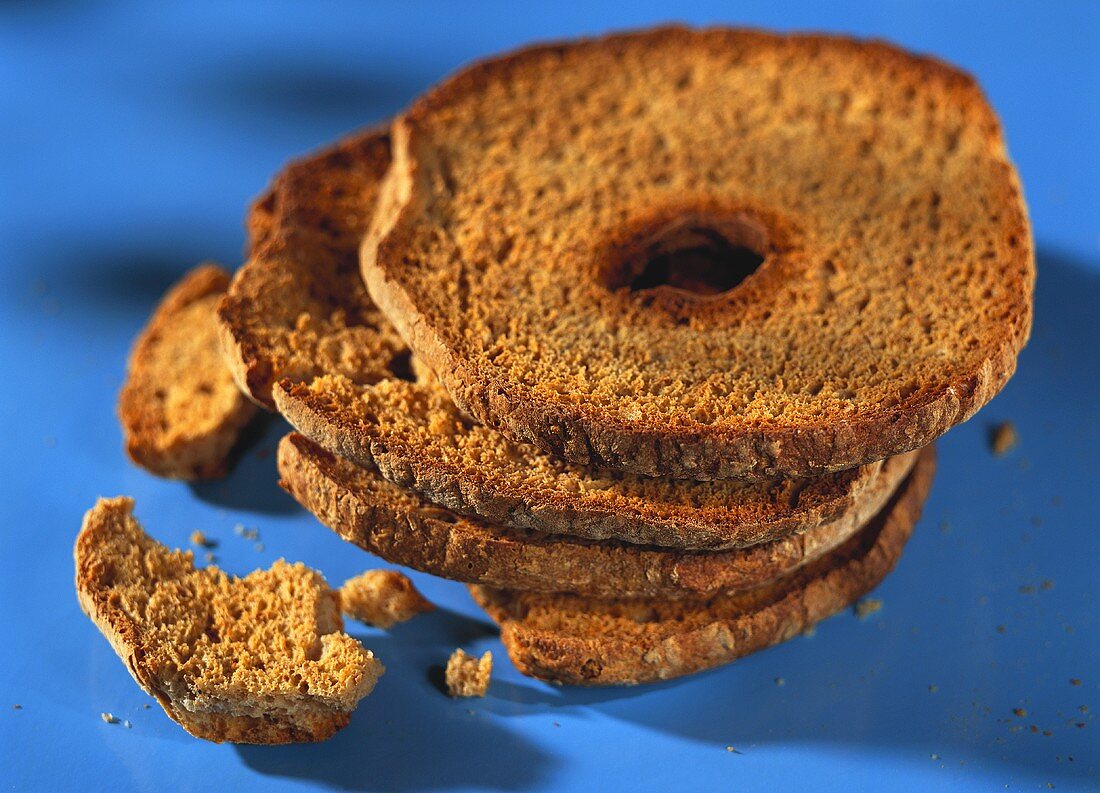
[990,422,1018,456]
[446,649,492,697]
[101,712,118,724]
[189,531,216,549]
[340,570,434,629]
[854,598,883,619]
[1013,707,1028,717]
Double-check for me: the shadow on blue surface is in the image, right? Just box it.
[237,610,550,792]
[189,413,303,515]
[184,55,431,132]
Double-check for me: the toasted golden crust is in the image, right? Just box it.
[470,446,934,685]
[274,375,891,550]
[217,130,408,409]
[75,497,383,743]
[278,433,915,597]
[118,264,257,479]
[365,27,1032,479]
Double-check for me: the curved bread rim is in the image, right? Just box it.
[273,377,887,551]
[363,26,1033,481]
[278,432,917,598]
[468,446,935,686]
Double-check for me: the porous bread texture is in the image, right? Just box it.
[446,649,492,697]
[119,264,257,479]
[365,27,1033,479]
[471,447,935,685]
[278,433,915,598]
[218,129,408,409]
[274,374,883,550]
[75,497,383,743]
[339,569,434,628]
[221,119,885,551]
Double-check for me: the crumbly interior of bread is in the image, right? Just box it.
[219,133,407,407]
[120,264,256,479]
[278,373,879,548]
[339,569,434,628]
[75,497,382,742]
[377,29,1031,437]
[445,649,492,697]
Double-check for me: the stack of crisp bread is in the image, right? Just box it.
[105,26,1033,698]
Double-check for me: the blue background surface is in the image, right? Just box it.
[1,2,1098,791]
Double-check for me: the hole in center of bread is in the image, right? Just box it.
[615,213,768,298]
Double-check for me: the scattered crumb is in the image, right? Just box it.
[1043,730,1052,737]
[929,684,939,693]
[340,570,434,629]
[1014,708,1028,718]
[552,722,560,728]
[13,704,21,710]
[101,712,119,724]
[1070,679,1081,686]
[989,422,1018,456]
[204,552,217,564]
[446,649,492,697]
[1076,722,1086,729]
[1041,579,1055,591]
[930,753,940,760]
[854,598,883,619]
[774,677,785,687]
[189,531,216,549]
[1019,585,1035,595]
[725,746,742,754]
[123,720,132,729]
[1080,706,1089,713]
[996,624,1006,634]
[1030,725,1039,734]
[254,543,264,553]
[233,524,259,541]
[143,704,151,709]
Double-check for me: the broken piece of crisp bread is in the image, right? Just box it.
[446,649,492,697]
[339,570,434,629]
[118,264,257,479]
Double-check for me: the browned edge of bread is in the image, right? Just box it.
[216,128,407,410]
[118,263,258,479]
[278,432,917,597]
[470,445,935,685]
[273,375,891,550]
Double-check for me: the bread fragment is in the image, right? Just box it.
[218,130,407,409]
[279,432,916,598]
[75,497,383,743]
[365,27,1032,479]
[471,447,935,685]
[446,649,492,697]
[119,264,257,479]
[339,569,434,628]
